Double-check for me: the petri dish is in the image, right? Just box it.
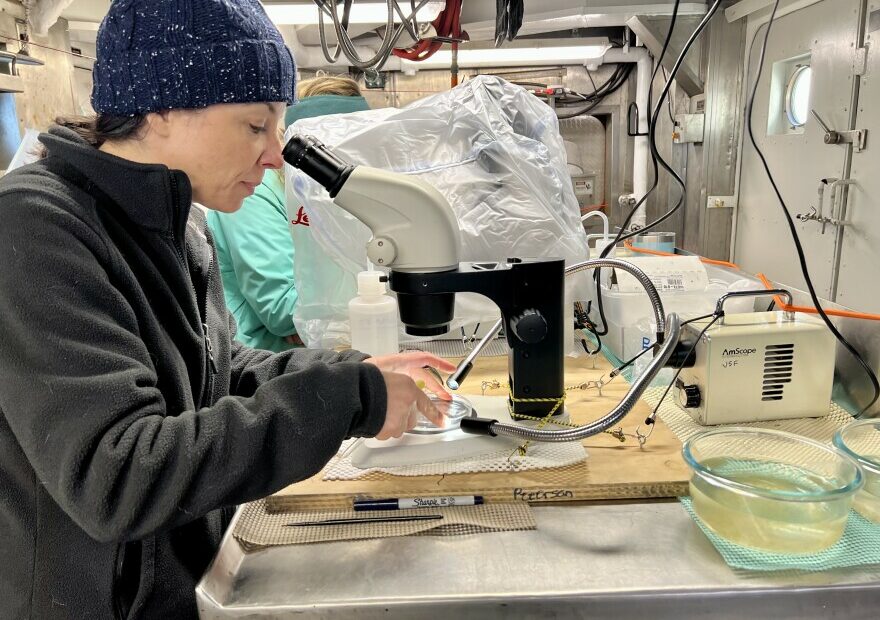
[682,427,862,553]
[408,394,475,435]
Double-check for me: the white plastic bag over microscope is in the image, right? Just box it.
[284,75,590,349]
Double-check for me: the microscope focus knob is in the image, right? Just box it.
[367,237,397,266]
[510,309,548,344]
[677,384,702,409]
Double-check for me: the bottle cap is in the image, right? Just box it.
[357,271,387,296]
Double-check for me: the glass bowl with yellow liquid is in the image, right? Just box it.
[834,420,880,523]
[682,428,863,553]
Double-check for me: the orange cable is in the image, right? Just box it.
[622,239,741,269]
[755,273,880,321]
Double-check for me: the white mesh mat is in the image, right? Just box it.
[323,437,587,480]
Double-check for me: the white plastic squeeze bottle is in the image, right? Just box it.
[349,271,400,356]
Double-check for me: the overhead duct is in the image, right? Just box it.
[461,2,708,41]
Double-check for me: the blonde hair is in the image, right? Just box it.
[273,127,286,184]
[297,76,362,99]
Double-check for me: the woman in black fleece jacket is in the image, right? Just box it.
[0,1,452,618]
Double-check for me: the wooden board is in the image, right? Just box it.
[267,353,690,512]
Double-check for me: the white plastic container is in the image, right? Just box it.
[349,271,400,356]
[597,261,765,362]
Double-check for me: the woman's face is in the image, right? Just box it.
[154,102,286,212]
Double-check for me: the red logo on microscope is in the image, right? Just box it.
[291,206,310,227]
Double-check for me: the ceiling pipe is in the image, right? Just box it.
[603,46,651,228]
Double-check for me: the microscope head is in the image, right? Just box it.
[283,134,461,335]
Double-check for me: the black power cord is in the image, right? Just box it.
[606,0,724,250]
[555,63,634,119]
[592,0,724,337]
[746,0,879,414]
[591,0,683,335]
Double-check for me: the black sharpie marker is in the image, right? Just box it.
[354,495,484,511]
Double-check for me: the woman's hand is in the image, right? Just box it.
[364,352,458,440]
[373,372,439,439]
[364,351,456,401]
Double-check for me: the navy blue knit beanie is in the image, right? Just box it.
[92,0,296,116]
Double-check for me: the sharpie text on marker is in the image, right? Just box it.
[353,496,484,511]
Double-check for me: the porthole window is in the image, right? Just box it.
[785,65,812,128]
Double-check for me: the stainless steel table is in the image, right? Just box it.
[196,500,880,619]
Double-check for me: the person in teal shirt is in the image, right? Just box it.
[208,76,370,351]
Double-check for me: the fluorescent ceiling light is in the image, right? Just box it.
[264,2,446,25]
[399,44,611,69]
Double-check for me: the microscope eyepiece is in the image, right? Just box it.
[283,134,355,197]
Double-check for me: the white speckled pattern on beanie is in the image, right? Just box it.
[91,0,296,115]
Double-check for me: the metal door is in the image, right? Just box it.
[733,0,862,300]
[836,3,880,312]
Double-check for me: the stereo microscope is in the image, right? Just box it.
[283,134,566,420]
[283,134,681,449]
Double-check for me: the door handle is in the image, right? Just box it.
[811,109,868,151]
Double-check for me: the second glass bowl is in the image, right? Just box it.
[834,419,880,523]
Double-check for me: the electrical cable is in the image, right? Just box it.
[579,326,602,355]
[314,0,435,69]
[661,66,677,124]
[647,314,720,422]
[745,0,879,414]
[607,0,723,246]
[681,312,717,327]
[585,66,599,93]
[589,0,682,335]
[614,311,713,382]
[574,301,603,354]
[609,312,708,380]
[593,0,724,336]
[554,63,633,119]
[556,67,628,108]
[604,0,690,242]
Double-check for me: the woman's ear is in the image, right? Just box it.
[144,110,174,139]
